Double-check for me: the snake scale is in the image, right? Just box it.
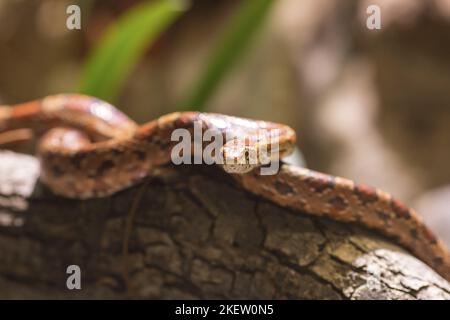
[0,94,449,282]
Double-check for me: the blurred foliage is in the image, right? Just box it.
[78,0,275,111]
[178,0,275,111]
[78,0,186,102]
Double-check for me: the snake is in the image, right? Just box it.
[0,93,449,282]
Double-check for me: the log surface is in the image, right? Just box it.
[0,150,449,299]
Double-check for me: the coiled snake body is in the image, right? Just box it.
[1,94,450,282]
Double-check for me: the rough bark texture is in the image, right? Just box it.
[0,150,449,300]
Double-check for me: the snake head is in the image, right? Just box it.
[221,140,259,174]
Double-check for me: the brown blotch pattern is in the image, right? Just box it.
[50,164,64,177]
[376,210,390,223]
[306,174,334,193]
[354,184,378,204]
[274,180,294,195]
[391,199,411,219]
[328,195,348,211]
[133,150,147,161]
[97,159,115,176]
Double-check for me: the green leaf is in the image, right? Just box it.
[78,0,187,102]
[178,0,275,111]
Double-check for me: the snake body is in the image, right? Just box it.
[1,94,450,282]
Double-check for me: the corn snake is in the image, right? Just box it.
[0,93,449,282]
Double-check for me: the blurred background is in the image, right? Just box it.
[0,0,449,243]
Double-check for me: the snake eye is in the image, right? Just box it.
[244,150,249,162]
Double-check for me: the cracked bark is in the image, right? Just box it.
[0,151,449,299]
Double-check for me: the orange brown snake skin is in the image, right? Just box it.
[0,93,449,282]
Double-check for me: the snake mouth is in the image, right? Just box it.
[222,163,256,174]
